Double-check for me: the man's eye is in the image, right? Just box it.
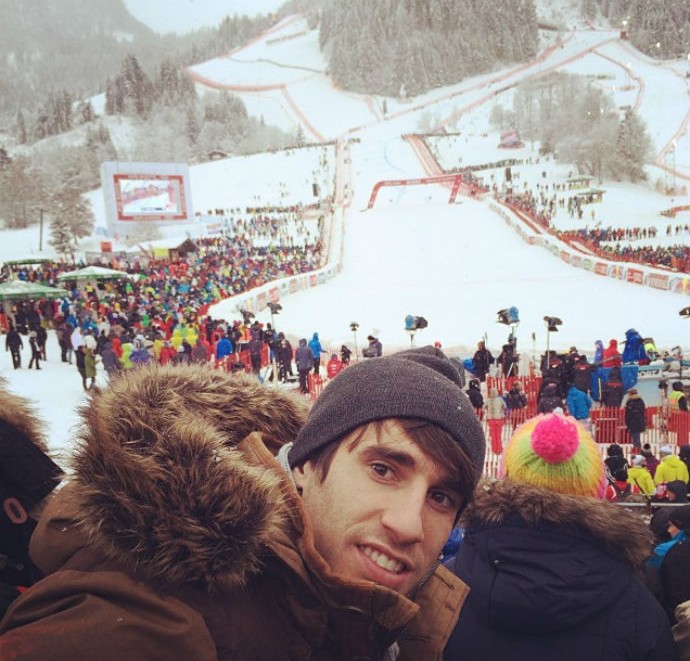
[371,463,391,478]
[430,490,456,509]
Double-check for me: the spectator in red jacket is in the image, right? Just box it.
[602,339,622,368]
[326,353,343,379]
[158,341,177,365]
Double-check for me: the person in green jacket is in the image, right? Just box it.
[655,445,690,485]
[119,341,134,370]
[84,347,97,390]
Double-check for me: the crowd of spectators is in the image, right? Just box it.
[0,211,324,376]
[570,225,660,243]
[501,188,556,228]
[559,229,690,273]
[492,178,690,273]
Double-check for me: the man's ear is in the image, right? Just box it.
[292,461,313,493]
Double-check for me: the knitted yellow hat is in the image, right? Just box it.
[502,412,606,498]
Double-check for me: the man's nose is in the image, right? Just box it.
[380,486,426,543]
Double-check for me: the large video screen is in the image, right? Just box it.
[101,162,193,235]
[114,174,186,221]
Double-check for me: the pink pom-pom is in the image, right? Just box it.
[530,414,579,463]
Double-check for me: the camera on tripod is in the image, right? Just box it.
[543,316,562,332]
[404,315,428,331]
[239,308,255,324]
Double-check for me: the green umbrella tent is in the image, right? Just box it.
[0,280,69,301]
[1,257,52,267]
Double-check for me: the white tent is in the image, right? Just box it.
[56,265,128,282]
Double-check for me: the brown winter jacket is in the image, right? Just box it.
[0,365,468,660]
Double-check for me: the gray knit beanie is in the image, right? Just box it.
[288,345,486,476]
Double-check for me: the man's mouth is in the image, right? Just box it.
[361,546,405,574]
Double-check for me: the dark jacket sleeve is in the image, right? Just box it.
[0,420,63,511]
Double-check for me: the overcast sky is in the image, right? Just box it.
[122,0,286,35]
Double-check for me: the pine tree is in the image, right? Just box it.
[186,106,200,147]
[78,100,96,124]
[489,104,506,130]
[0,147,11,170]
[108,54,154,118]
[614,109,652,182]
[582,0,597,21]
[84,124,117,181]
[49,187,95,244]
[295,125,306,146]
[105,77,118,115]
[48,212,74,257]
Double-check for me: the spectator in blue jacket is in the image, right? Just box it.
[215,332,233,363]
[307,332,326,375]
[566,384,593,432]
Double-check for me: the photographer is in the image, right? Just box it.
[362,334,382,358]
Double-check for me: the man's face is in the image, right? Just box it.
[293,420,461,596]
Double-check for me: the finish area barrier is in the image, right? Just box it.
[367,174,473,209]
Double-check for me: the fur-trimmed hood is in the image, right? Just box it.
[67,364,309,594]
[0,376,50,455]
[453,478,654,633]
[463,478,652,569]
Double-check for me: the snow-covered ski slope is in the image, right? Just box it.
[187,15,690,353]
[188,18,689,176]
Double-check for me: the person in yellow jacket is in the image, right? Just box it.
[628,455,656,496]
[670,381,689,412]
[655,445,690,485]
[668,381,690,445]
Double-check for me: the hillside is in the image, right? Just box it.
[0,0,158,116]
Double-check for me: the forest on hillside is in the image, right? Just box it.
[0,1,273,124]
[594,0,690,59]
[318,0,539,98]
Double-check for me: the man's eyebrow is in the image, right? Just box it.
[359,444,417,468]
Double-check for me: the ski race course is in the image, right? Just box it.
[194,16,690,354]
[1,13,689,455]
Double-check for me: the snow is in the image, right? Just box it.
[1,15,690,458]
